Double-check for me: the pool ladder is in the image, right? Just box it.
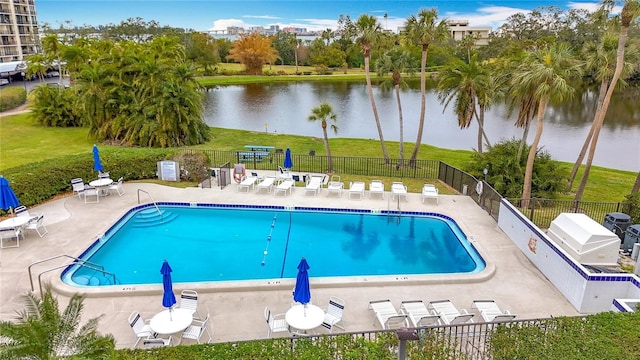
[28,254,117,296]
[386,195,402,224]
[137,189,163,222]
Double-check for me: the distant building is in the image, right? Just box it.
[0,0,40,63]
[447,20,491,46]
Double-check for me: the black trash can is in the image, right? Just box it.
[603,212,631,240]
[622,224,640,253]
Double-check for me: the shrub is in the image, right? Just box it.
[30,85,81,127]
[0,148,175,213]
[622,191,640,223]
[171,152,210,183]
[0,86,27,112]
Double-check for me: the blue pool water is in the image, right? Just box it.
[63,204,485,287]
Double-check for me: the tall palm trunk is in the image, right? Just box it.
[632,170,640,193]
[574,10,635,202]
[409,46,428,166]
[364,53,389,163]
[522,99,547,207]
[567,80,608,191]
[322,123,333,172]
[394,83,404,165]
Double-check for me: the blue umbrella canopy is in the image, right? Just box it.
[293,257,311,305]
[160,260,176,310]
[92,144,103,172]
[0,177,20,211]
[283,148,293,169]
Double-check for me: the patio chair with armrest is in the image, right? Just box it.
[84,186,99,203]
[321,296,345,333]
[128,310,156,348]
[71,178,86,199]
[0,228,23,248]
[180,313,212,344]
[15,205,38,220]
[178,289,202,320]
[25,215,48,238]
[143,335,172,348]
[109,177,126,196]
[264,306,289,337]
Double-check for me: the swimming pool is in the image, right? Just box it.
[63,203,485,287]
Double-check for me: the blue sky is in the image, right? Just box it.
[36,1,612,32]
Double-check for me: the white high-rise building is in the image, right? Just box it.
[0,0,40,63]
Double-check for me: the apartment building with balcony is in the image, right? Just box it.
[0,0,40,65]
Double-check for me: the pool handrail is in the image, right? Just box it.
[137,189,163,221]
[28,254,117,295]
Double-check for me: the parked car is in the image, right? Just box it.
[0,78,9,86]
[46,71,60,78]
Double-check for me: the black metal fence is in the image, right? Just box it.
[183,149,627,228]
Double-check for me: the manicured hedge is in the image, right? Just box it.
[0,86,27,112]
[0,148,175,212]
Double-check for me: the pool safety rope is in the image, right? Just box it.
[261,215,278,267]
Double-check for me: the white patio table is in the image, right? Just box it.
[89,178,113,197]
[149,308,193,335]
[285,304,325,332]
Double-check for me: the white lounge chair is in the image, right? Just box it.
[400,300,442,327]
[428,300,474,325]
[348,181,365,200]
[304,175,323,196]
[369,299,408,329]
[471,300,516,322]
[274,179,295,197]
[391,182,408,202]
[237,176,258,192]
[421,184,439,204]
[326,175,344,197]
[369,180,384,199]
[256,176,276,193]
[321,296,345,333]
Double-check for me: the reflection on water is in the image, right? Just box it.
[202,81,640,171]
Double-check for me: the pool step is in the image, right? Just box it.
[131,209,178,227]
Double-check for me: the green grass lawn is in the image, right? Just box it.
[1,111,636,203]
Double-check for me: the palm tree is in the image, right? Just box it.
[0,285,115,359]
[308,101,338,172]
[436,55,493,153]
[510,43,581,205]
[354,14,389,163]
[41,34,65,88]
[573,0,640,202]
[404,8,450,166]
[376,48,415,165]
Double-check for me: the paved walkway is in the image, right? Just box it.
[0,177,579,348]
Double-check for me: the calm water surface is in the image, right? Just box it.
[202,82,640,171]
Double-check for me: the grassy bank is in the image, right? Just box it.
[0,112,635,202]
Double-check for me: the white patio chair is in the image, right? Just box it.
[71,178,86,198]
[421,184,439,204]
[368,299,408,329]
[143,335,172,348]
[428,300,474,325]
[369,180,385,199]
[391,182,408,202]
[84,186,99,203]
[178,289,202,320]
[180,313,212,344]
[348,181,365,200]
[128,310,156,348]
[400,300,441,327]
[25,215,48,238]
[264,306,289,337]
[321,296,345,333]
[15,205,38,220]
[278,166,293,181]
[471,300,516,322]
[0,228,22,248]
[109,177,126,196]
[98,171,110,179]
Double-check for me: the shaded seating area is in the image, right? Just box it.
[471,300,516,322]
[368,299,408,330]
[428,300,474,325]
[421,184,439,204]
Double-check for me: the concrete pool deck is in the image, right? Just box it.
[0,177,580,348]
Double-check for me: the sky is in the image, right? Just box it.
[35,0,614,33]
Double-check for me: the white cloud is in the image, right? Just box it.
[443,6,532,30]
[243,15,281,20]
[567,1,622,14]
[209,19,256,31]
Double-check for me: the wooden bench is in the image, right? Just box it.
[244,145,275,153]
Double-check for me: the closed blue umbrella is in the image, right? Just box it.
[293,257,311,306]
[283,148,293,169]
[92,144,103,172]
[160,260,176,319]
[0,177,20,212]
